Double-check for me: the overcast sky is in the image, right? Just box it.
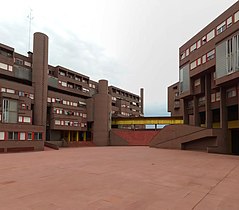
[0,0,237,116]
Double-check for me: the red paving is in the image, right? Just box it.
[1,147,239,210]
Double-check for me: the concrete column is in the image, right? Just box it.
[183,100,189,124]
[205,74,212,128]
[140,88,144,115]
[219,87,229,153]
[76,131,79,142]
[32,32,48,127]
[193,96,200,126]
[92,80,112,146]
[68,131,71,142]
[83,132,87,141]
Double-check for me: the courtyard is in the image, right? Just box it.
[0,146,239,209]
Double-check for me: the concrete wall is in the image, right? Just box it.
[150,124,222,151]
[0,140,44,153]
[110,129,159,146]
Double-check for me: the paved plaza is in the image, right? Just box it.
[1,146,239,210]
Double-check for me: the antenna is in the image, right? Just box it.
[27,9,34,52]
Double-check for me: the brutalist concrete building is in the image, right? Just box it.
[0,32,143,152]
[165,1,239,154]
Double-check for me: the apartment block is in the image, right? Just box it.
[168,1,239,154]
[0,32,143,152]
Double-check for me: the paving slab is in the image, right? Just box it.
[0,147,239,210]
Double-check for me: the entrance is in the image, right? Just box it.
[231,129,239,155]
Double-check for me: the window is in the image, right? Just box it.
[34,133,42,140]
[23,117,31,123]
[227,38,233,73]
[18,116,23,122]
[28,132,32,140]
[190,61,197,70]
[180,52,186,60]
[0,62,8,70]
[8,132,18,140]
[217,21,226,35]
[202,36,207,45]
[61,81,67,87]
[198,96,205,106]
[186,49,189,56]
[55,120,60,125]
[47,97,51,103]
[190,43,197,52]
[211,93,216,102]
[2,99,18,123]
[197,58,201,66]
[201,55,206,64]
[227,16,232,27]
[207,49,215,61]
[207,30,215,42]
[24,61,31,67]
[0,132,4,140]
[216,92,221,101]
[227,88,236,98]
[194,79,200,87]
[234,11,239,23]
[6,89,15,94]
[20,132,25,140]
[19,91,24,97]
[197,40,201,49]
[15,58,23,65]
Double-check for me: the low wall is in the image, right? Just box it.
[110,129,159,146]
[0,140,44,153]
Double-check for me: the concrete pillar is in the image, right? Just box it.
[219,87,229,153]
[32,32,48,127]
[76,131,79,142]
[205,74,212,128]
[92,80,112,146]
[183,100,189,124]
[83,132,87,141]
[68,131,71,142]
[140,88,144,115]
[193,96,200,126]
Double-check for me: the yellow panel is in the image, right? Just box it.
[112,117,183,125]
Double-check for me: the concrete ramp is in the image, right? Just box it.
[149,125,223,152]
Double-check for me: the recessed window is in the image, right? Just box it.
[202,36,207,45]
[216,92,221,101]
[20,132,25,140]
[180,52,186,60]
[217,21,226,35]
[8,132,18,140]
[227,88,236,98]
[0,132,4,140]
[186,49,189,56]
[234,11,239,22]
[190,43,197,52]
[227,16,232,27]
[197,40,201,49]
[207,49,215,60]
[211,93,216,102]
[197,58,201,66]
[190,61,197,70]
[194,79,200,87]
[207,30,215,42]
[34,132,42,140]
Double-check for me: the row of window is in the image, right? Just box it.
[47,97,86,107]
[190,49,215,70]
[1,87,34,100]
[53,108,87,118]
[54,120,87,127]
[181,11,239,60]
[58,70,89,84]
[112,88,140,101]
[0,131,42,141]
[0,62,13,72]
[18,116,31,123]
[14,58,31,67]
[58,80,90,93]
